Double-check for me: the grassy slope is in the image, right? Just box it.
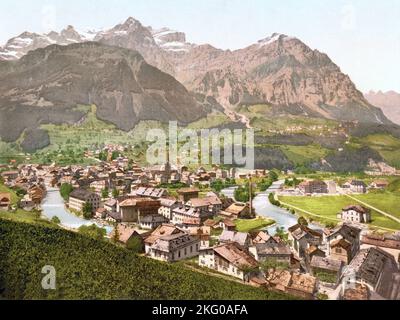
[234,217,275,233]
[0,183,19,205]
[0,219,295,300]
[354,134,400,168]
[279,145,329,166]
[279,195,400,230]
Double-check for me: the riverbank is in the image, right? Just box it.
[41,188,113,234]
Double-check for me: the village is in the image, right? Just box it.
[1,144,400,301]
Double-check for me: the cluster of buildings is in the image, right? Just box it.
[279,178,389,197]
[2,158,400,300]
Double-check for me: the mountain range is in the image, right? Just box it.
[364,90,400,125]
[0,17,396,153]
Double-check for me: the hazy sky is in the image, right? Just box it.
[1,0,399,92]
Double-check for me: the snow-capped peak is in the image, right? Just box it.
[258,33,292,47]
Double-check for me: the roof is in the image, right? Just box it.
[204,219,219,227]
[151,233,199,252]
[104,199,117,207]
[343,247,398,288]
[69,188,97,201]
[361,233,400,250]
[331,238,352,250]
[188,196,222,208]
[0,193,11,202]
[159,198,178,207]
[134,187,167,198]
[343,205,369,214]
[224,203,248,215]
[177,187,200,194]
[267,271,316,295]
[111,225,139,243]
[342,284,370,300]
[219,230,249,246]
[253,243,291,256]
[107,211,121,220]
[288,224,322,240]
[222,219,236,227]
[144,224,184,245]
[328,224,361,242]
[311,256,343,272]
[214,242,258,269]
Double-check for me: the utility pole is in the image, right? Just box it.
[249,175,253,217]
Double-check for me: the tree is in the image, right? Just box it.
[112,223,120,243]
[268,193,281,207]
[234,184,254,203]
[60,183,74,201]
[101,188,109,199]
[51,216,61,224]
[268,170,279,182]
[298,216,309,227]
[82,202,93,220]
[111,151,119,160]
[78,224,106,241]
[112,188,120,198]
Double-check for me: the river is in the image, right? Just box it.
[221,180,318,234]
[41,188,113,234]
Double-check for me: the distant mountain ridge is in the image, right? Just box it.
[364,90,400,125]
[0,17,390,126]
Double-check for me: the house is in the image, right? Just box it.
[342,180,367,194]
[338,205,371,224]
[306,245,326,260]
[28,185,46,205]
[219,203,251,219]
[144,224,185,254]
[249,243,292,264]
[361,232,400,262]
[177,187,200,202]
[340,283,371,300]
[220,219,236,231]
[90,179,109,194]
[288,224,323,258]
[298,180,328,195]
[1,170,18,182]
[203,219,220,229]
[139,214,168,230]
[250,230,279,245]
[369,180,389,190]
[158,198,179,220]
[117,198,161,223]
[219,230,252,248]
[104,199,117,212]
[110,224,150,250]
[189,226,211,248]
[95,207,107,219]
[186,196,223,215]
[326,224,361,264]
[266,270,317,300]
[68,189,100,213]
[0,193,11,210]
[310,256,343,284]
[19,194,35,210]
[341,247,400,300]
[106,211,121,223]
[171,205,203,227]
[199,242,259,281]
[148,233,200,262]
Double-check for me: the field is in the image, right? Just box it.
[0,219,295,300]
[279,145,329,166]
[354,134,400,168]
[234,217,275,233]
[353,192,400,221]
[279,194,400,231]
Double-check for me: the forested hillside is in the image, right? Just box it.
[0,219,294,300]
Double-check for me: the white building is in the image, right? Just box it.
[68,189,100,213]
[338,205,371,224]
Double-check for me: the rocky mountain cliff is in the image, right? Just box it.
[0,42,208,145]
[0,17,393,136]
[365,90,400,125]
